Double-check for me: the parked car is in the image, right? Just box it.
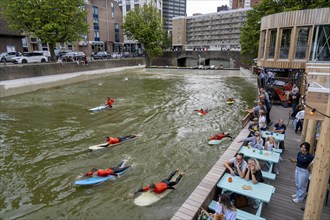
[54,49,72,58]
[33,51,51,61]
[111,52,122,59]
[123,52,132,58]
[0,52,21,62]
[62,51,85,62]
[92,51,110,60]
[11,52,48,64]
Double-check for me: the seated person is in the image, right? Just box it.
[258,110,267,131]
[210,132,232,140]
[224,153,247,178]
[248,118,259,136]
[273,118,286,134]
[238,131,264,150]
[135,169,184,194]
[106,135,136,145]
[83,161,130,177]
[245,158,264,209]
[201,193,237,220]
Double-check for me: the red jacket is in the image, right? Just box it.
[107,137,120,145]
[210,134,225,140]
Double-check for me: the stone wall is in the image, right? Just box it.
[0,58,145,81]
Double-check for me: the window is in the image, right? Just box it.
[310,25,330,61]
[94,31,100,41]
[126,4,131,12]
[268,29,277,59]
[111,1,115,18]
[279,28,291,59]
[260,31,266,58]
[115,23,120,42]
[93,6,98,16]
[295,27,310,59]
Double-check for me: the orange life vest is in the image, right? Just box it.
[210,134,225,140]
[97,168,114,177]
[108,137,120,145]
[153,182,168,193]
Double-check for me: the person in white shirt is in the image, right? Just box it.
[294,110,305,133]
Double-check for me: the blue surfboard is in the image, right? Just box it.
[74,169,127,186]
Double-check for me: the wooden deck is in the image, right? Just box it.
[172,106,330,220]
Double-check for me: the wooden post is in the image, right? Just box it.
[304,96,330,220]
[301,118,309,141]
[305,119,317,154]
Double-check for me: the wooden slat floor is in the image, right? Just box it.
[172,105,330,220]
[237,106,330,220]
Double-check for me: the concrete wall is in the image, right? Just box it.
[0,58,145,81]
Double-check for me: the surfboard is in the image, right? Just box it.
[226,101,235,105]
[89,105,109,112]
[88,135,139,151]
[208,139,223,145]
[197,112,204,116]
[134,190,173,206]
[74,170,127,186]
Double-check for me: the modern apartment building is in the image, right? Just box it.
[229,0,260,9]
[172,8,249,51]
[162,0,186,33]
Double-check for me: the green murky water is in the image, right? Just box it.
[0,68,257,219]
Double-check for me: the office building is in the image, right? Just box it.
[229,0,260,9]
[172,8,249,51]
[162,0,186,32]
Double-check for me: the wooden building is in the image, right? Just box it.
[257,8,330,220]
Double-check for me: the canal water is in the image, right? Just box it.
[0,68,257,219]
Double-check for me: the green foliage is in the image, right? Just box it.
[240,0,330,64]
[122,3,166,66]
[0,0,88,60]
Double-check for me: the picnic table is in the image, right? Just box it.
[217,173,275,217]
[239,146,280,174]
[261,131,285,152]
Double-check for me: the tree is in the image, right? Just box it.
[122,3,166,66]
[0,0,88,61]
[240,0,330,65]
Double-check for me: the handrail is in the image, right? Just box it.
[242,112,252,128]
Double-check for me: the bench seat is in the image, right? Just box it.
[208,200,266,220]
[261,171,276,180]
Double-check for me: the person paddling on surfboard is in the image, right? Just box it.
[227,98,235,102]
[210,132,232,141]
[84,160,130,177]
[105,97,115,108]
[105,135,136,145]
[134,168,184,195]
[195,109,208,115]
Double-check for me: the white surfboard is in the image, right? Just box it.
[134,190,173,206]
[88,143,109,151]
[208,139,223,145]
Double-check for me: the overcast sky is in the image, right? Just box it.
[186,0,229,16]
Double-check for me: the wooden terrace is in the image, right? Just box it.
[172,106,330,219]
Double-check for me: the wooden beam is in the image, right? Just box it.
[304,95,330,220]
[301,118,309,141]
[305,119,317,154]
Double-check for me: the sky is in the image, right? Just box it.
[186,0,229,16]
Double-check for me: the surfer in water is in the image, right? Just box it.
[83,160,130,177]
[105,135,136,145]
[105,97,115,108]
[227,98,235,102]
[195,109,208,115]
[210,132,233,141]
[135,168,184,194]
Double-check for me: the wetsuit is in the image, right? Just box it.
[137,170,183,194]
[85,161,130,177]
[210,133,232,140]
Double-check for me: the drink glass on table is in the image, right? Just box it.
[228,177,232,182]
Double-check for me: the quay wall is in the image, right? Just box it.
[0,58,145,81]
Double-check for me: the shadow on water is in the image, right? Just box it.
[0,68,257,219]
